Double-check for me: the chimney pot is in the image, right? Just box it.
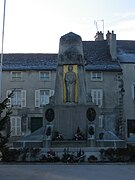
[94,31,104,41]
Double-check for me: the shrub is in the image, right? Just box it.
[88,155,97,162]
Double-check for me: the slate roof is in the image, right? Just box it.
[1,40,122,71]
[83,40,121,71]
[2,53,58,70]
[117,40,135,63]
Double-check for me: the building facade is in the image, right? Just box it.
[1,31,135,147]
[117,40,135,144]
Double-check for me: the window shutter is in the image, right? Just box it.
[10,117,21,136]
[21,90,26,107]
[17,117,21,136]
[91,90,96,104]
[99,90,103,107]
[132,84,135,100]
[35,90,40,107]
[6,90,12,108]
[99,115,103,128]
[10,117,16,136]
[10,72,13,81]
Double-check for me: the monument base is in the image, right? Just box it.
[44,104,98,143]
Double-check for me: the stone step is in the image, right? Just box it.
[51,140,88,148]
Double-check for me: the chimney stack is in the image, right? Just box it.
[110,31,117,60]
[106,30,111,44]
[94,31,104,41]
[106,30,117,60]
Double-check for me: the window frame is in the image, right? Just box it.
[39,71,51,81]
[91,71,103,81]
[7,89,26,108]
[91,89,103,107]
[35,89,54,107]
[11,71,22,81]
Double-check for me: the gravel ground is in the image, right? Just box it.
[0,163,135,180]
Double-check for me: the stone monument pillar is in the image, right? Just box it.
[44,32,99,146]
[55,32,87,105]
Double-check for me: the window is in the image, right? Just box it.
[91,72,103,81]
[39,71,50,81]
[10,116,21,136]
[91,89,103,107]
[35,89,54,107]
[127,120,135,138]
[7,89,26,108]
[132,84,135,100]
[11,71,22,81]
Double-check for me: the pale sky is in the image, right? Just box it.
[0,0,135,53]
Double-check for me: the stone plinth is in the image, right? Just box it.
[44,104,98,141]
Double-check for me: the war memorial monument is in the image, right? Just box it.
[14,32,125,149]
[44,32,112,148]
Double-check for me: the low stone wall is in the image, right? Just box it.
[13,141,43,148]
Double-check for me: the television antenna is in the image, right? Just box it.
[94,19,104,35]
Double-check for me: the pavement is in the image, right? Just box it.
[0,163,135,180]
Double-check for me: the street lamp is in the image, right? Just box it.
[120,87,125,97]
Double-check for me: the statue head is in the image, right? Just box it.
[68,65,73,72]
